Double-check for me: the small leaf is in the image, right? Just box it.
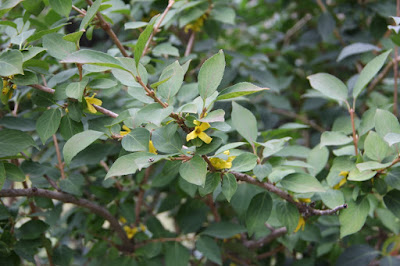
[165,242,190,266]
[63,29,85,43]
[364,131,390,161]
[197,109,225,123]
[280,173,325,193]
[222,173,237,202]
[276,201,299,233]
[179,155,207,186]
[0,129,37,157]
[196,236,222,265]
[124,21,148,30]
[375,109,400,137]
[353,50,391,99]
[384,133,400,146]
[16,220,49,240]
[230,153,258,172]
[319,188,345,209]
[42,33,76,60]
[59,174,84,196]
[4,163,25,182]
[36,109,62,144]
[198,50,225,100]
[245,192,272,236]
[253,163,272,181]
[337,43,381,62]
[320,131,353,147]
[307,145,329,175]
[63,130,104,165]
[231,102,257,144]
[80,0,102,30]
[0,162,5,189]
[121,128,150,152]
[307,73,348,103]
[134,22,154,67]
[202,222,246,239]
[217,82,268,100]
[49,0,71,17]
[336,245,380,266]
[62,49,127,71]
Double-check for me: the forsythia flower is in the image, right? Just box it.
[333,171,348,190]
[210,150,236,170]
[294,216,306,232]
[120,125,131,137]
[186,120,212,144]
[85,93,102,114]
[298,198,311,203]
[2,76,16,100]
[149,140,157,154]
[139,223,147,232]
[123,225,138,239]
[184,14,207,33]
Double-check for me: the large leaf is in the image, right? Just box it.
[339,198,369,238]
[319,188,345,209]
[307,145,329,175]
[337,43,381,62]
[158,61,185,101]
[42,33,76,60]
[221,173,237,202]
[0,129,37,157]
[36,109,62,144]
[121,128,150,152]
[231,102,257,144]
[384,190,400,219]
[280,173,325,193]
[375,109,400,138]
[307,73,348,102]
[245,192,272,236]
[62,49,127,71]
[276,201,299,233]
[198,50,225,100]
[217,82,268,100]
[0,50,23,76]
[63,130,104,165]
[179,155,207,186]
[49,0,71,17]
[364,131,390,161]
[230,153,258,172]
[201,222,246,239]
[196,236,222,265]
[336,245,380,266]
[352,50,391,99]
[165,242,190,266]
[4,163,25,182]
[152,123,182,153]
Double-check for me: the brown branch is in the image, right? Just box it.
[257,245,285,260]
[142,0,176,57]
[206,194,220,222]
[349,108,358,156]
[367,60,394,93]
[135,167,152,226]
[85,0,129,57]
[0,188,134,252]
[52,135,66,179]
[134,236,192,249]
[93,104,119,118]
[230,171,347,217]
[43,175,61,192]
[136,76,168,108]
[30,84,55,94]
[244,227,287,248]
[268,106,325,132]
[184,31,196,57]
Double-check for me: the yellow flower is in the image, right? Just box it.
[123,225,138,239]
[2,79,7,87]
[186,120,212,144]
[12,84,17,90]
[298,198,311,203]
[120,125,131,137]
[139,223,147,232]
[119,217,127,224]
[333,171,348,190]
[294,216,306,232]
[84,93,102,114]
[210,150,236,170]
[149,140,157,154]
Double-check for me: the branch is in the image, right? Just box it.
[142,0,176,57]
[257,245,285,260]
[0,188,134,252]
[52,135,66,179]
[231,171,347,217]
[184,31,196,57]
[85,0,129,57]
[244,227,287,248]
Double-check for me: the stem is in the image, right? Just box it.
[52,135,66,179]
[349,108,358,156]
[257,245,285,260]
[0,188,134,252]
[184,31,196,57]
[244,227,287,248]
[136,76,168,108]
[135,167,151,226]
[206,194,220,222]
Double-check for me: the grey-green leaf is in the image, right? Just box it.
[217,82,268,101]
[79,0,102,30]
[276,201,299,233]
[196,236,222,265]
[339,198,370,238]
[36,109,62,144]
[280,173,325,193]
[307,73,348,102]
[222,173,237,202]
[49,0,71,17]
[231,102,257,144]
[0,50,23,76]
[198,50,225,100]
[121,128,150,152]
[179,155,207,186]
[134,22,154,67]
[245,192,272,236]
[63,130,104,165]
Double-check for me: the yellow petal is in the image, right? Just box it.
[227,156,236,163]
[186,130,197,142]
[119,217,127,224]
[198,132,212,144]
[86,102,97,113]
[139,223,147,232]
[339,171,349,177]
[199,122,210,131]
[299,198,311,203]
[294,216,305,232]
[149,140,157,154]
[90,98,102,106]
[193,120,200,126]
[223,150,230,155]
[333,177,347,190]
[225,162,232,169]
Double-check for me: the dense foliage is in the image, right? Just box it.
[1,0,400,265]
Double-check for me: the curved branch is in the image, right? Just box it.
[230,171,347,217]
[244,227,287,249]
[0,188,134,252]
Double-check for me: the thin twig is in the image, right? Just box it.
[349,108,358,156]
[257,245,285,260]
[85,0,129,57]
[244,227,287,248]
[135,167,151,226]
[142,0,176,57]
[206,194,220,222]
[185,31,196,57]
[43,175,61,192]
[367,60,394,93]
[0,188,134,252]
[52,135,66,179]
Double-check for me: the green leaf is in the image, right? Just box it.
[42,33,76,60]
[214,142,246,155]
[80,0,102,30]
[59,174,84,196]
[62,49,127,71]
[320,131,353,147]
[63,130,104,165]
[0,50,23,76]
[217,82,268,100]
[319,188,345,209]
[253,163,272,182]
[59,116,83,140]
[245,192,272,236]
[0,0,23,17]
[261,137,291,158]
[26,24,70,43]
[280,173,325,193]
[197,109,225,123]
[36,109,62,144]
[222,173,237,202]
[339,198,370,238]
[307,145,329,175]
[307,73,348,102]
[384,133,400,146]
[152,43,180,57]
[11,71,38,86]
[121,128,150,152]
[106,152,165,179]
[276,201,300,233]
[196,236,222,265]
[337,43,381,62]
[375,109,400,138]
[230,153,258,172]
[49,0,71,17]
[158,61,185,101]
[63,29,85,43]
[196,137,222,156]
[376,208,400,234]
[231,102,257,144]
[356,161,391,172]
[16,220,49,240]
[210,6,235,24]
[152,123,182,153]
[198,50,225,100]
[0,129,37,157]
[179,155,207,186]
[198,173,220,197]
[4,163,25,182]
[336,245,380,266]
[134,22,154,68]
[0,162,5,189]
[165,242,190,266]
[136,103,173,127]
[23,0,44,16]
[364,131,390,161]
[124,21,148,30]
[201,222,246,239]
[384,190,400,219]
[353,50,391,99]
